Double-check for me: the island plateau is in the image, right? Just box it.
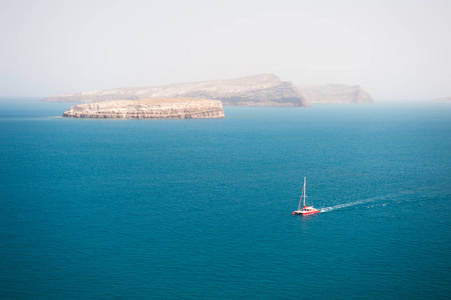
[44,74,308,107]
[62,98,225,119]
[298,84,373,103]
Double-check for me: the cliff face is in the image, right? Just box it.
[299,84,373,103]
[62,98,225,119]
[44,74,308,107]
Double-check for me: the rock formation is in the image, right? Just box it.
[62,98,225,119]
[44,74,308,107]
[299,84,373,103]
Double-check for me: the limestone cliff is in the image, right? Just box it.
[62,98,225,119]
[299,84,373,103]
[44,74,308,107]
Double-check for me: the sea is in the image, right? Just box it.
[0,99,450,299]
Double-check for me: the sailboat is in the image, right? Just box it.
[292,177,320,215]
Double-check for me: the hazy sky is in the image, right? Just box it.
[1,0,450,101]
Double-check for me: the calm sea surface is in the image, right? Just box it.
[0,100,450,299]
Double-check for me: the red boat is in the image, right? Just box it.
[293,177,320,215]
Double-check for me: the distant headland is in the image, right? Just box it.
[45,74,308,107]
[44,73,374,106]
[298,84,373,103]
[431,96,451,103]
[62,98,225,119]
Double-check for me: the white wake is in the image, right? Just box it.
[319,187,447,213]
[320,198,376,212]
[319,192,403,212]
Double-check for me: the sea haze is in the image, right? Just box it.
[0,101,450,299]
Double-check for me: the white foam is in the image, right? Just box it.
[319,187,450,213]
[320,197,376,212]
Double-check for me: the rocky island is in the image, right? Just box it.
[44,74,308,107]
[62,98,225,119]
[298,84,373,103]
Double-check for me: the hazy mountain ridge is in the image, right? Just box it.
[44,74,308,107]
[431,96,451,102]
[299,84,373,103]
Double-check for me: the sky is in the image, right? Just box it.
[0,0,450,101]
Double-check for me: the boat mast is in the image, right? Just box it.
[303,177,306,208]
[298,179,304,211]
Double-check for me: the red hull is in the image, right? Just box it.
[292,210,320,215]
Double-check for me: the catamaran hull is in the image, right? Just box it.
[292,210,320,215]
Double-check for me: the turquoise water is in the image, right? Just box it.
[0,100,450,299]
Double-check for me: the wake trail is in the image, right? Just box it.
[319,185,449,213]
[319,192,400,213]
[320,198,375,212]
